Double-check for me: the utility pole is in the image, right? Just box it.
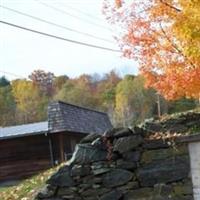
[157,92,161,118]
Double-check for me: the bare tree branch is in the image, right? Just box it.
[160,0,181,12]
[159,22,196,69]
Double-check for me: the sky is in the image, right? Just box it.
[0,0,138,80]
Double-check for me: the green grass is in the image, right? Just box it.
[0,166,60,200]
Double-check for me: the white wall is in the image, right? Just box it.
[189,142,200,200]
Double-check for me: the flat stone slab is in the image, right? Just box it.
[122,151,141,162]
[102,169,133,187]
[70,144,108,164]
[71,165,91,177]
[104,128,134,139]
[80,133,100,144]
[137,156,190,187]
[141,145,188,164]
[100,190,123,200]
[47,166,74,187]
[113,135,143,153]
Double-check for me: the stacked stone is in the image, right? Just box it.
[140,111,200,135]
[36,127,193,200]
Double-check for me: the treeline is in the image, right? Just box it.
[0,70,197,127]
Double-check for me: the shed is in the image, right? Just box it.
[0,101,112,181]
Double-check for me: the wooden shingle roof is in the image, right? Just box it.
[48,101,113,135]
[0,101,113,140]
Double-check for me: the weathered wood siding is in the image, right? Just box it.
[0,135,51,181]
[51,132,86,163]
[0,132,85,181]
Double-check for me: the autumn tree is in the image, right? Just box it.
[53,75,69,93]
[29,70,55,97]
[0,77,16,126]
[1,71,194,127]
[115,75,157,126]
[0,76,10,87]
[55,75,98,109]
[97,70,121,115]
[115,75,135,126]
[12,79,48,123]
[103,0,200,100]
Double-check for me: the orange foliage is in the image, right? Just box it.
[115,0,122,8]
[103,0,200,100]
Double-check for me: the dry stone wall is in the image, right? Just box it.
[36,125,193,200]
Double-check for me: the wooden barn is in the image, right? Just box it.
[0,101,112,181]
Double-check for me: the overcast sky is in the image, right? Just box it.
[0,0,138,80]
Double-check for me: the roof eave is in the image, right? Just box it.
[0,130,48,140]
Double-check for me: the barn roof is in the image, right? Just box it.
[0,121,48,140]
[0,101,113,140]
[48,101,113,135]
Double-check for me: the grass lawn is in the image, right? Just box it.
[0,166,60,200]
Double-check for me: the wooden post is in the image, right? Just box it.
[59,134,64,162]
[157,92,161,118]
[48,136,54,167]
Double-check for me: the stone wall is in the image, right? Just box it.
[36,126,193,200]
